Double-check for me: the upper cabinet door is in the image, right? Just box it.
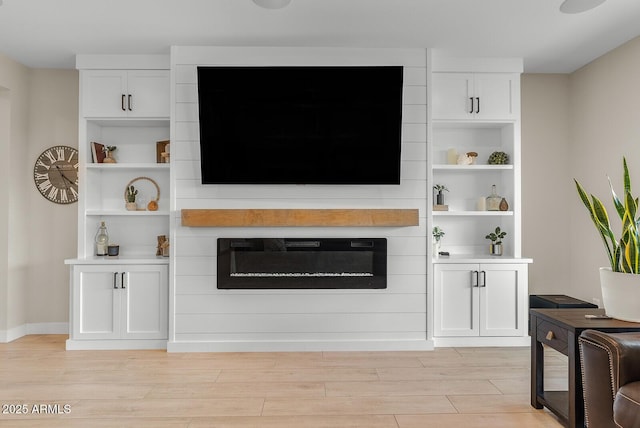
[81,70,169,118]
[127,70,170,118]
[81,70,128,118]
[432,73,474,120]
[473,73,519,120]
[432,72,518,120]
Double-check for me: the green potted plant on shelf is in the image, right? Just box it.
[433,184,449,208]
[432,226,445,257]
[485,226,506,256]
[575,157,640,322]
[125,185,138,211]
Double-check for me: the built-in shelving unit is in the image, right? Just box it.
[429,58,532,347]
[66,55,171,350]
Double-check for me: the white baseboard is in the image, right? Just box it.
[167,339,435,353]
[27,322,69,335]
[1,325,27,343]
[0,322,69,343]
[432,336,531,347]
[65,339,166,350]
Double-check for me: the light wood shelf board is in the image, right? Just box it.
[181,209,419,227]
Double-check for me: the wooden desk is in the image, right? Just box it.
[530,308,640,428]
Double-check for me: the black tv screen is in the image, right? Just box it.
[197,66,403,184]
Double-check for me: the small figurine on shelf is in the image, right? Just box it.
[102,145,117,163]
[157,235,167,256]
[125,185,138,211]
[161,143,170,163]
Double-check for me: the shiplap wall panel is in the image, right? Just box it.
[170,47,429,351]
[176,274,427,296]
[176,313,426,334]
[176,293,426,314]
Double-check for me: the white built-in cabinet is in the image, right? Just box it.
[431,72,519,120]
[69,264,168,343]
[81,70,169,118]
[66,56,170,350]
[430,58,531,347]
[433,263,527,338]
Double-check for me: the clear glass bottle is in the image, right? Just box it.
[486,185,502,211]
[95,221,109,256]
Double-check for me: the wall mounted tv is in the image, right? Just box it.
[197,66,404,185]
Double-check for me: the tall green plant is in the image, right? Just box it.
[575,157,640,273]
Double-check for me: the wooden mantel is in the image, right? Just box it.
[181,209,419,227]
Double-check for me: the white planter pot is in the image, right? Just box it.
[600,267,640,322]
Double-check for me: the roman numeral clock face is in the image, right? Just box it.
[33,146,79,204]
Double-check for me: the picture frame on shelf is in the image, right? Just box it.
[156,140,170,163]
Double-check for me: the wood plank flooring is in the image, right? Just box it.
[0,335,565,427]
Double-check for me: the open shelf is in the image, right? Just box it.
[432,164,513,170]
[86,210,169,216]
[86,163,169,170]
[433,210,513,216]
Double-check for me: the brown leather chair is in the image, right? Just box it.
[579,330,640,427]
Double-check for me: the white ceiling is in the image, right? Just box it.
[1,0,640,72]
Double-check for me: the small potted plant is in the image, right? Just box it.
[485,226,506,256]
[125,185,138,211]
[433,226,445,257]
[433,184,449,209]
[103,145,117,163]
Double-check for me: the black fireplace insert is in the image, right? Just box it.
[217,238,387,289]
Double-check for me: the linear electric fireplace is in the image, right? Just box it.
[217,238,387,289]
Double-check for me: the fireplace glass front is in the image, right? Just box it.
[217,238,387,289]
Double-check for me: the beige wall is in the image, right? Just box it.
[26,69,78,325]
[0,55,77,340]
[522,36,640,305]
[521,74,572,295]
[567,36,640,303]
[0,52,30,338]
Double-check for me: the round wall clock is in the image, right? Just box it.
[33,145,79,204]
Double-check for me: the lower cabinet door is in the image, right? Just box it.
[73,266,120,340]
[434,263,528,338]
[121,265,168,340]
[479,264,527,337]
[433,263,479,337]
[71,264,168,340]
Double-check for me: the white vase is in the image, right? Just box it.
[600,267,640,322]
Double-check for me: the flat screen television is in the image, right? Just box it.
[197,66,403,184]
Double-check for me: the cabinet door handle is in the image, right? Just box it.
[475,97,480,114]
[113,272,119,289]
[469,97,474,114]
[121,272,126,289]
[480,270,486,287]
[121,94,126,111]
[471,270,479,287]
[127,94,132,111]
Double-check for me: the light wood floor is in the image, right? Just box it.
[0,335,565,427]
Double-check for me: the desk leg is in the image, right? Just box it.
[568,331,584,428]
[531,322,544,409]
